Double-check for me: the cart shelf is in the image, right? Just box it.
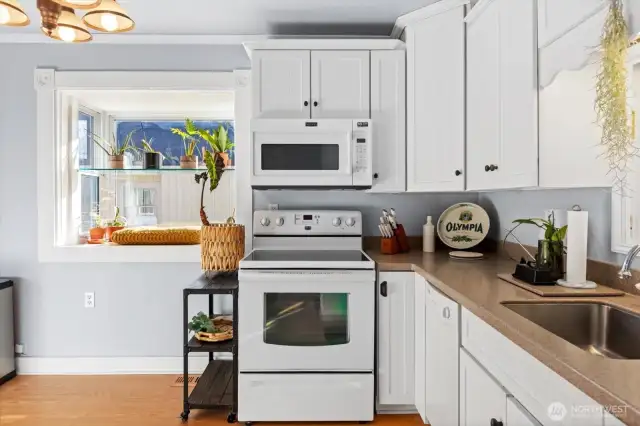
[187,336,235,353]
[188,360,234,409]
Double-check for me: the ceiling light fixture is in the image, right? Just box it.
[0,0,133,41]
[0,0,30,26]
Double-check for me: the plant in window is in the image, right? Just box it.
[140,135,162,170]
[193,124,235,167]
[171,118,199,169]
[92,129,137,169]
[103,207,127,242]
[88,214,105,243]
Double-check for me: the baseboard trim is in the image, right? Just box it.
[16,356,221,375]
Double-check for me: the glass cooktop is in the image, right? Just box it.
[245,250,369,262]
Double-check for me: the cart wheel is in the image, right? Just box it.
[180,411,189,422]
[227,412,237,423]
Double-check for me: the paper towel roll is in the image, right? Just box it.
[565,211,588,284]
[539,209,568,240]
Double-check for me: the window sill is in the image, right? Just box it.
[39,244,202,263]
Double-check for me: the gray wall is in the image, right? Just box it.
[478,188,616,263]
[254,191,479,236]
[0,43,249,358]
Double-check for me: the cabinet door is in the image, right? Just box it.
[460,349,507,426]
[507,396,542,426]
[466,0,501,191]
[369,50,406,193]
[377,272,415,406]
[537,0,606,48]
[406,6,465,192]
[497,0,538,189]
[414,274,427,423]
[424,282,460,426]
[252,50,311,118]
[310,51,370,119]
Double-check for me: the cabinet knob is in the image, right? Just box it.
[490,164,498,172]
[380,281,388,297]
[490,419,503,426]
[313,101,318,107]
[485,165,490,172]
[455,170,462,176]
[373,173,379,179]
[304,101,309,106]
[443,307,451,319]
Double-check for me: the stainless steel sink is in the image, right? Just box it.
[502,302,640,360]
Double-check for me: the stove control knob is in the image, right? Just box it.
[332,217,342,227]
[260,217,271,227]
[345,217,356,227]
[275,217,285,226]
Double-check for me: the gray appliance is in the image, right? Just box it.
[0,279,15,385]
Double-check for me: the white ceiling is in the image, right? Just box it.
[0,0,441,37]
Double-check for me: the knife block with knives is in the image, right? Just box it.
[379,209,410,255]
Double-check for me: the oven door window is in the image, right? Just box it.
[264,293,349,346]
[261,144,340,171]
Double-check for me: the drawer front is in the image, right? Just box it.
[238,373,374,422]
[461,308,603,426]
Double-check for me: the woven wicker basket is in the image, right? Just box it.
[111,228,201,245]
[201,224,245,272]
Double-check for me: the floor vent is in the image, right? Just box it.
[171,375,200,387]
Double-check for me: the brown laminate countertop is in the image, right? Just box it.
[367,249,640,426]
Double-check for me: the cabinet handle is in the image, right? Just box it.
[313,101,318,107]
[373,173,379,179]
[455,170,462,176]
[304,101,309,106]
[485,165,490,172]
[490,419,503,426]
[489,164,498,172]
[442,307,451,319]
[380,281,388,297]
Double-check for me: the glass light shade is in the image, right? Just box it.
[82,0,133,33]
[0,0,30,26]
[44,6,92,43]
[53,0,101,9]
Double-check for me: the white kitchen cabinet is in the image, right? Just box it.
[537,0,606,49]
[310,51,370,119]
[377,272,415,406]
[460,348,507,426]
[414,274,427,423]
[406,5,466,192]
[251,50,311,119]
[507,396,542,426]
[605,411,628,426]
[424,281,460,426]
[466,0,538,190]
[369,50,406,193]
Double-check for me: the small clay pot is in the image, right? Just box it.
[104,226,125,242]
[180,155,198,169]
[89,227,105,241]
[108,155,124,169]
[218,152,231,167]
[143,152,161,169]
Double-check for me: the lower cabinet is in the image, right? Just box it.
[460,348,507,426]
[377,272,415,406]
[507,396,542,426]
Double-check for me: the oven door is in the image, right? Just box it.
[239,269,375,372]
[251,119,354,188]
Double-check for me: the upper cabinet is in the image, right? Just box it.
[466,0,538,190]
[252,50,311,119]
[311,51,370,119]
[405,3,466,192]
[538,0,606,49]
[251,49,370,119]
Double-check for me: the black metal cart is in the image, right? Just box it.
[181,274,238,423]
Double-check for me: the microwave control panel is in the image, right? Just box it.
[352,120,372,187]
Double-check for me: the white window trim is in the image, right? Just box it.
[35,69,252,263]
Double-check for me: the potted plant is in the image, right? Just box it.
[92,129,137,169]
[103,207,127,242]
[171,119,199,169]
[88,214,105,243]
[194,124,234,168]
[141,135,162,170]
[511,213,568,280]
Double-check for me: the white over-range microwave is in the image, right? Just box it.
[250,119,372,189]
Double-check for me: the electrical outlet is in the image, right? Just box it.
[84,292,95,308]
[268,204,279,211]
[15,344,24,355]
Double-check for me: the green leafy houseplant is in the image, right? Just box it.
[103,206,126,227]
[92,130,137,169]
[188,312,220,334]
[140,135,163,169]
[171,118,199,157]
[511,214,567,275]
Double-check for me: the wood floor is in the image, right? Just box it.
[0,375,423,426]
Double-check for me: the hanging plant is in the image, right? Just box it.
[595,0,638,192]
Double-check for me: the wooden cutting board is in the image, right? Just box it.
[497,274,625,297]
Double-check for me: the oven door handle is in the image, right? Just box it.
[380,281,388,297]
